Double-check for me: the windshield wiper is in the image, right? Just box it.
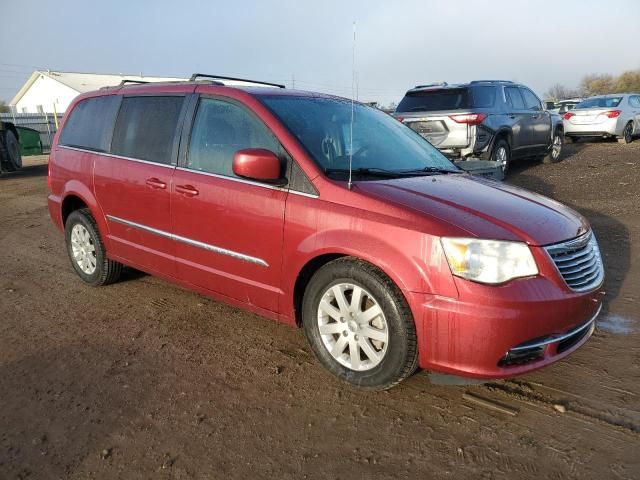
[398,166,463,175]
[324,167,410,178]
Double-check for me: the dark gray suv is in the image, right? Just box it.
[394,80,564,174]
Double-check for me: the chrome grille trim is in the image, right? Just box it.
[544,231,604,292]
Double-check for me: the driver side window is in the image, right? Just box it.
[520,88,542,111]
[187,98,280,177]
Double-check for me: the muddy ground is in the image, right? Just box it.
[1,140,639,479]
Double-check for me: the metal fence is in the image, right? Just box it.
[1,112,64,152]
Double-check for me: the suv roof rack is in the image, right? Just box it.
[470,80,514,84]
[189,73,285,89]
[412,82,448,89]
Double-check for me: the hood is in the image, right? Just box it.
[354,174,589,246]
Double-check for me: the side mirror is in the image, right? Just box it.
[232,148,286,185]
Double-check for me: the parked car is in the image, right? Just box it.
[563,94,640,144]
[47,75,604,389]
[394,80,564,175]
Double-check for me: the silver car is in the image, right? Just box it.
[563,94,640,144]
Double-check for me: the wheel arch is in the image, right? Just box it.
[60,182,111,249]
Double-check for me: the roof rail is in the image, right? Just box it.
[189,73,285,89]
[413,82,448,89]
[470,80,514,84]
[118,79,150,86]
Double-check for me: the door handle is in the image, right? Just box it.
[508,114,516,119]
[175,184,199,197]
[145,177,167,189]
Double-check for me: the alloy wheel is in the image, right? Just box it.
[495,146,508,172]
[317,283,389,371]
[624,123,633,143]
[70,224,97,274]
[551,134,562,160]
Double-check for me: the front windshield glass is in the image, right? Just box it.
[576,97,622,108]
[260,96,457,179]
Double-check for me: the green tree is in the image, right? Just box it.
[0,100,10,113]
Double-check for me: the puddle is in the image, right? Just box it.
[597,314,637,334]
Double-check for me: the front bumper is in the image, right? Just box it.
[412,271,604,379]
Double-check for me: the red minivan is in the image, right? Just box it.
[47,74,604,389]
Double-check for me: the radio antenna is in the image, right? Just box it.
[348,22,356,190]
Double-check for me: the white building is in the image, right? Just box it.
[10,71,186,114]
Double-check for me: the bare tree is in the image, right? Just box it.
[580,74,616,96]
[545,83,580,101]
[614,70,640,93]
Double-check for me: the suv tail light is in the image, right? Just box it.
[563,112,575,120]
[603,110,621,118]
[448,113,486,125]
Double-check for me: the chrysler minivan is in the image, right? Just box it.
[47,74,604,390]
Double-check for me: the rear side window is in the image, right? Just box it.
[59,96,120,152]
[520,88,542,111]
[186,98,280,177]
[396,89,470,112]
[471,86,496,108]
[630,96,640,108]
[505,87,525,109]
[111,96,184,164]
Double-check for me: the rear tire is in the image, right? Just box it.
[65,209,122,286]
[302,258,418,390]
[491,138,511,177]
[543,130,563,163]
[618,122,634,144]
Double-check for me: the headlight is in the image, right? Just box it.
[441,237,538,284]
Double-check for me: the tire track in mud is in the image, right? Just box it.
[477,379,640,437]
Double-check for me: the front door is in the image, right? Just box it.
[171,96,287,312]
[520,87,551,151]
[94,95,185,275]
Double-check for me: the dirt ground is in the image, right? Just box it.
[1,140,639,480]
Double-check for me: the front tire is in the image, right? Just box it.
[618,122,634,144]
[65,209,122,286]
[2,130,22,171]
[302,258,418,390]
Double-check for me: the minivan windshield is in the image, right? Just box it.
[260,96,458,179]
[576,97,623,109]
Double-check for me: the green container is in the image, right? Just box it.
[16,126,43,156]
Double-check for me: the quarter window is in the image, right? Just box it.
[111,96,184,164]
[630,96,640,108]
[59,96,120,152]
[187,98,280,177]
[505,87,525,110]
[520,88,542,111]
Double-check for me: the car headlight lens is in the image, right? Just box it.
[441,237,538,284]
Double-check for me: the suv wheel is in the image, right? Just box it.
[618,122,634,144]
[543,131,563,163]
[65,209,122,286]
[491,139,511,176]
[302,258,418,390]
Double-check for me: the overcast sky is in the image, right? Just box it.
[1,0,638,106]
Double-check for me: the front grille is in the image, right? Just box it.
[545,231,604,292]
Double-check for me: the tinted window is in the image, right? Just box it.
[521,88,542,110]
[59,96,120,151]
[576,96,623,108]
[111,96,184,164]
[471,86,496,108]
[261,96,456,178]
[187,98,280,177]
[505,87,525,109]
[396,88,470,112]
[628,96,640,108]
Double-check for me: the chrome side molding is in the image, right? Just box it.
[106,215,269,267]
